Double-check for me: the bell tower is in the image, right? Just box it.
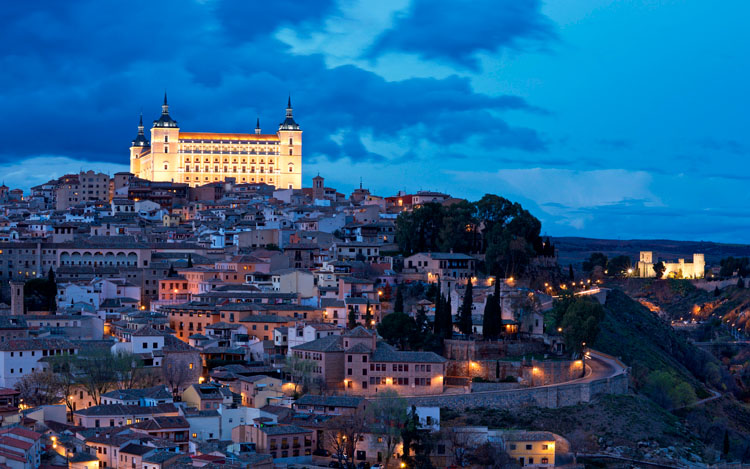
[278,96,302,190]
[150,92,180,182]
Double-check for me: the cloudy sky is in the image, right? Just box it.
[3,1,749,242]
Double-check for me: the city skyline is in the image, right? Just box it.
[3,1,750,242]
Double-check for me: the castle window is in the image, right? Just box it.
[289,166,293,172]
[269,158,273,164]
[224,166,228,172]
[205,166,209,172]
[164,145,168,153]
[214,166,218,172]
[185,165,190,172]
[164,136,169,143]
[164,163,168,170]
[289,149,293,155]
[289,138,293,145]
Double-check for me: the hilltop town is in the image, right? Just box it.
[0,102,748,469]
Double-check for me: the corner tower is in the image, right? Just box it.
[150,92,180,182]
[129,113,151,176]
[277,96,302,189]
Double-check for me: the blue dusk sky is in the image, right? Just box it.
[2,1,749,242]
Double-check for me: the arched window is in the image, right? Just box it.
[289,138,293,145]
[163,163,168,170]
[289,149,293,156]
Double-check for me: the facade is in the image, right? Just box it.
[637,251,705,279]
[130,95,302,189]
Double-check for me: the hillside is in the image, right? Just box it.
[594,289,724,395]
[553,236,750,269]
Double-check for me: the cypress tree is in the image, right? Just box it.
[568,264,574,281]
[738,277,745,289]
[458,280,474,335]
[443,295,453,339]
[482,294,495,339]
[187,254,194,268]
[394,287,404,313]
[433,281,443,336]
[348,306,357,329]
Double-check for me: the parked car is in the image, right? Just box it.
[314,448,331,457]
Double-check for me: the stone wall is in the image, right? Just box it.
[405,368,628,410]
[448,358,582,386]
[443,339,546,361]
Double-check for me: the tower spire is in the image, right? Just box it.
[132,113,150,147]
[255,117,261,135]
[286,95,293,118]
[162,91,169,115]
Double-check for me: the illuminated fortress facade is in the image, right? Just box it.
[130,94,302,188]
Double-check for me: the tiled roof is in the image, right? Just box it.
[371,342,447,364]
[291,335,343,353]
[74,403,177,417]
[343,326,374,338]
[259,424,311,436]
[0,338,75,352]
[120,443,155,456]
[294,395,364,408]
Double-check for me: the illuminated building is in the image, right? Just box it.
[130,94,302,189]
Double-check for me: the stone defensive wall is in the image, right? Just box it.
[404,350,629,410]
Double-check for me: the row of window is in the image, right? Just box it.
[181,165,283,173]
[184,157,276,164]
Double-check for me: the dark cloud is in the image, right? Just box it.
[698,138,748,155]
[0,0,548,168]
[598,138,633,150]
[368,0,555,69]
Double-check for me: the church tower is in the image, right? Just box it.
[150,92,180,182]
[278,96,302,190]
[129,113,150,176]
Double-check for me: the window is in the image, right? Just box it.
[164,146,168,153]
[289,149,293,155]
[542,444,549,450]
[541,457,549,464]
[526,444,532,450]
[510,444,516,450]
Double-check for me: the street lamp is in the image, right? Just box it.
[581,342,586,378]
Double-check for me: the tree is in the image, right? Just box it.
[367,390,407,469]
[47,355,78,415]
[560,298,605,355]
[324,407,368,468]
[348,306,358,329]
[583,253,608,273]
[443,295,453,339]
[458,280,474,336]
[378,313,417,350]
[714,286,721,297]
[568,264,574,281]
[438,200,478,253]
[168,263,177,277]
[283,355,316,397]
[432,281,443,337]
[738,277,745,289]
[653,261,666,279]
[187,254,194,268]
[74,348,126,406]
[112,353,150,390]
[395,203,445,254]
[162,353,201,396]
[394,287,404,314]
[642,371,697,410]
[723,430,730,456]
[364,300,373,328]
[445,428,481,468]
[15,369,63,407]
[47,267,57,312]
[607,255,633,277]
[483,278,502,339]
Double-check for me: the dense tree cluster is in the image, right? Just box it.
[582,252,634,277]
[395,194,546,277]
[719,256,750,278]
